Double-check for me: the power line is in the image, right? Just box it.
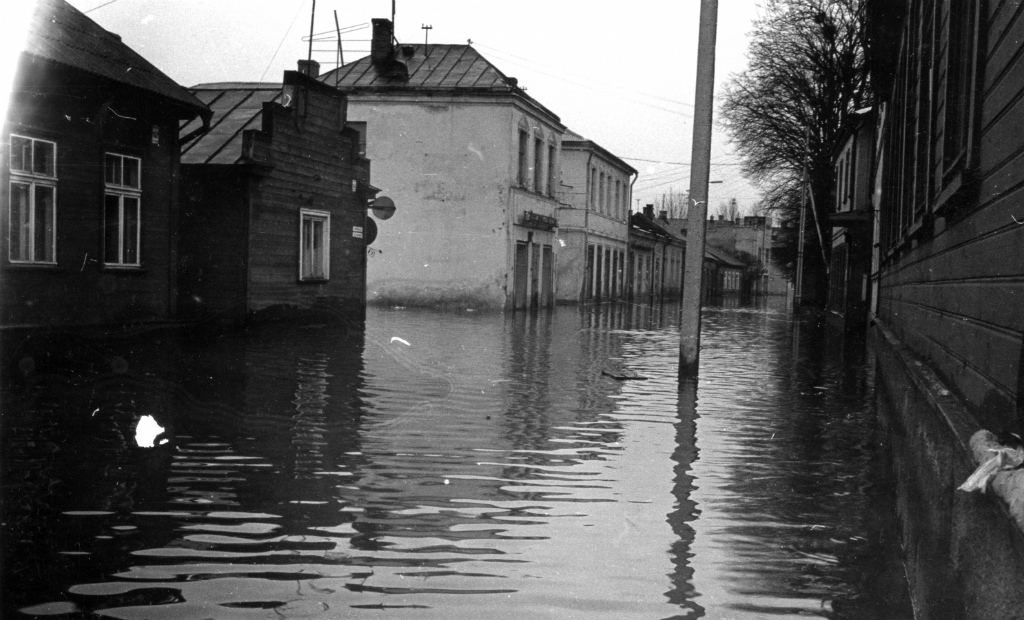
[476,43,695,109]
[259,1,310,84]
[479,47,695,119]
[85,0,122,13]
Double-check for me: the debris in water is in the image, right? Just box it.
[601,369,647,381]
[391,337,411,346]
[135,415,166,448]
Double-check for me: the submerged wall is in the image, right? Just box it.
[872,319,1024,619]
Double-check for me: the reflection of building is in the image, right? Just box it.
[826,111,873,331]
[179,62,373,326]
[1,0,208,330]
[865,0,1024,615]
[321,20,564,310]
[555,130,636,303]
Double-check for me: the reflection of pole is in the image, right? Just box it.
[679,0,719,379]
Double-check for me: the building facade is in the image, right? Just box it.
[865,0,1024,614]
[1,0,209,332]
[555,130,635,303]
[178,63,374,326]
[321,20,565,311]
[628,207,686,304]
[826,112,874,331]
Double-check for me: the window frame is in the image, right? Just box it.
[103,152,142,267]
[517,130,529,188]
[7,134,58,265]
[299,208,331,281]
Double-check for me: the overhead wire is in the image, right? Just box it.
[259,0,310,84]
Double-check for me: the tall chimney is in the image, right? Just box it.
[660,210,669,222]
[298,59,320,77]
[372,18,395,67]
[644,204,655,219]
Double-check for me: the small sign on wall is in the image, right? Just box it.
[352,226,363,238]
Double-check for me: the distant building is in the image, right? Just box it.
[1,0,209,330]
[321,19,565,310]
[556,129,636,303]
[628,206,686,303]
[826,110,873,331]
[178,62,374,326]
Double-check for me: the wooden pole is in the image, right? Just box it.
[308,0,316,64]
[679,0,719,379]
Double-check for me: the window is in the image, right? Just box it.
[300,209,330,280]
[518,130,529,187]
[547,144,556,197]
[943,0,979,176]
[8,135,57,264]
[104,153,141,266]
[599,172,605,214]
[533,137,543,193]
[590,168,597,209]
[615,180,621,218]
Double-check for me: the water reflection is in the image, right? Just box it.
[2,302,911,618]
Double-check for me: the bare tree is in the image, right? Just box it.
[715,198,741,221]
[720,0,870,293]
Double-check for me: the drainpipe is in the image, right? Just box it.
[627,170,637,301]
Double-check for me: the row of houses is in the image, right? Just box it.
[825,0,1024,614]
[2,1,775,339]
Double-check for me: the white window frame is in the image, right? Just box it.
[103,152,142,267]
[299,208,331,281]
[8,134,57,264]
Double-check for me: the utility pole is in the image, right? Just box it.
[679,0,719,379]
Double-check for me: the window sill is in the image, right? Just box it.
[4,262,61,271]
[102,265,147,274]
[298,278,330,284]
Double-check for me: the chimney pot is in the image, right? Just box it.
[298,59,320,77]
[372,18,395,67]
[644,204,654,218]
[659,210,668,221]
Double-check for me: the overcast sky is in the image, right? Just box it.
[17,0,766,214]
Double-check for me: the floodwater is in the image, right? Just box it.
[1,301,913,619]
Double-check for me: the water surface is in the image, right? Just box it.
[2,302,912,618]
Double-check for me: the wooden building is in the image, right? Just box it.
[865,0,1024,615]
[1,0,209,331]
[178,62,374,326]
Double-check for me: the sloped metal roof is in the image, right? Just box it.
[180,85,281,165]
[320,44,561,125]
[322,45,511,90]
[24,0,207,118]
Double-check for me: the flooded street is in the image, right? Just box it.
[2,302,913,619]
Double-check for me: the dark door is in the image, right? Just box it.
[514,242,529,309]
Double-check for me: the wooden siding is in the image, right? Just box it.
[1,58,189,329]
[177,166,249,325]
[877,0,1024,431]
[182,73,369,324]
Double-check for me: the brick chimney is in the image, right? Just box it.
[644,204,655,219]
[372,19,395,67]
[659,210,669,222]
[298,59,320,77]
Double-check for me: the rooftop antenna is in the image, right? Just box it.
[334,9,343,86]
[422,24,432,47]
[307,0,316,63]
[391,0,396,44]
